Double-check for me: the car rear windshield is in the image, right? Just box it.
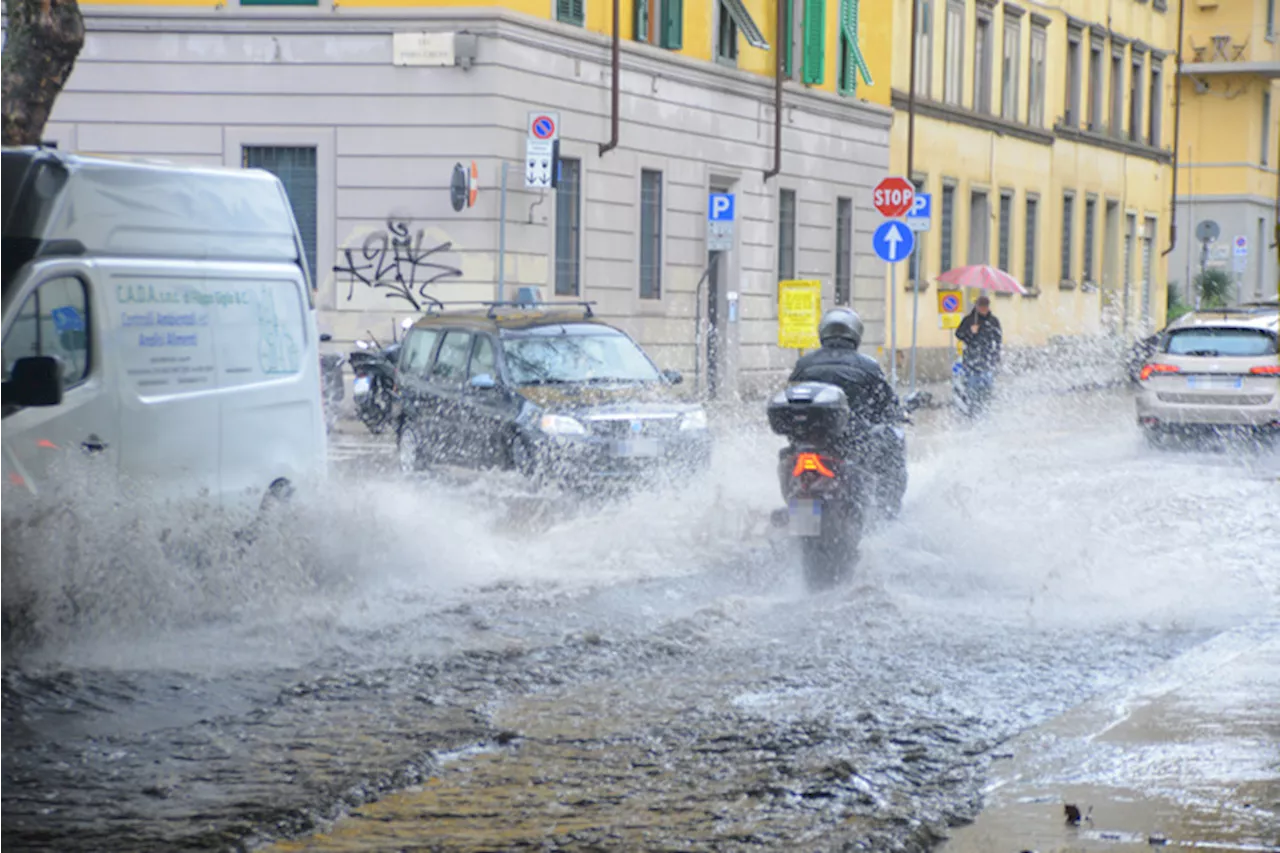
[1163,328,1278,358]
[503,328,661,385]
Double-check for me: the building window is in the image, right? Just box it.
[784,0,826,84]
[908,177,925,284]
[639,169,663,300]
[1001,13,1021,121]
[1061,191,1075,283]
[1065,27,1083,127]
[1083,196,1097,284]
[555,157,582,296]
[635,0,683,49]
[716,0,769,64]
[969,190,989,265]
[837,0,873,95]
[973,6,993,114]
[1110,48,1125,139]
[836,197,853,305]
[243,146,317,285]
[1088,36,1104,131]
[1129,55,1145,142]
[998,190,1013,272]
[944,0,965,106]
[1123,213,1135,323]
[914,0,933,99]
[940,183,956,272]
[1028,23,1047,126]
[1148,59,1163,146]
[778,189,796,282]
[1268,0,1276,38]
[1024,195,1038,289]
[1141,216,1156,325]
[1258,217,1269,295]
[556,0,585,26]
[1263,90,1273,166]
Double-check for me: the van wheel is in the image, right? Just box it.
[398,421,424,474]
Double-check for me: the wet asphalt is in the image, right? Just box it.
[3,385,1278,852]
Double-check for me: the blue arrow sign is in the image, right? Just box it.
[872,220,914,263]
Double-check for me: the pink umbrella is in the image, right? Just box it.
[936,264,1028,295]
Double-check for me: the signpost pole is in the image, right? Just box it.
[890,262,898,388]
[909,270,919,394]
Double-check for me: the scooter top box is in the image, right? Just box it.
[767,382,853,443]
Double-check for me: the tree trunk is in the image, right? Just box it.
[2,0,85,146]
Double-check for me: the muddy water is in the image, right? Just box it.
[5,384,1279,851]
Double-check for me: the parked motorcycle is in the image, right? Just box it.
[349,318,414,435]
[318,333,346,434]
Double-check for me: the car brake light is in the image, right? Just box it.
[792,452,835,478]
[1249,365,1280,375]
[1139,363,1181,381]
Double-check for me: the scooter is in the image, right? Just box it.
[318,333,345,434]
[349,318,414,435]
[766,383,889,591]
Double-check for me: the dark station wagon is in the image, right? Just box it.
[394,302,711,489]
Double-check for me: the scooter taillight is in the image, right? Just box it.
[792,452,836,478]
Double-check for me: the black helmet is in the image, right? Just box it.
[818,307,864,348]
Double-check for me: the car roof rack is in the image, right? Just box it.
[417,299,597,320]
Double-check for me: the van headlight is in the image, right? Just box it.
[539,414,587,436]
[680,409,709,431]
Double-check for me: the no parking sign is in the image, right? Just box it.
[937,289,962,330]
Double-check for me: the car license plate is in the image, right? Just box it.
[788,499,822,537]
[353,376,371,395]
[614,438,661,458]
[1187,375,1243,390]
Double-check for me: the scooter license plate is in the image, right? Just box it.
[352,376,371,396]
[788,499,822,537]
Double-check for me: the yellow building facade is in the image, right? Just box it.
[885,0,1178,375]
[1170,0,1279,301]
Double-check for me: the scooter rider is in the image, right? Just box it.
[788,307,908,518]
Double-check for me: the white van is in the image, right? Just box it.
[1,147,327,515]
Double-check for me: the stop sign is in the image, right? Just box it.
[873,176,915,218]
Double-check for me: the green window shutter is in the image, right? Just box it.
[661,0,684,49]
[802,0,825,84]
[839,0,873,89]
[783,0,795,76]
[634,0,650,41]
[558,0,584,26]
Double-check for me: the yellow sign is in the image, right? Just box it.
[937,289,963,315]
[940,313,962,330]
[778,279,822,350]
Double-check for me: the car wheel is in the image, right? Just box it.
[509,433,545,487]
[398,421,424,474]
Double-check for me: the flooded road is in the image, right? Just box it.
[4,386,1278,851]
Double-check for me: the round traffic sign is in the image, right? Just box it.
[941,294,960,312]
[874,176,914,218]
[531,115,556,140]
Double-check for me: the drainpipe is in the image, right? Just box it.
[763,0,784,180]
[599,0,620,156]
[906,0,918,182]
[1161,0,1186,258]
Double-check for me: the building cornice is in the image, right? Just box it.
[1003,3,1026,19]
[1054,123,1173,163]
[891,90,1055,145]
[1179,60,1280,79]
[1029,12,1051,28]
[68,7,895,130]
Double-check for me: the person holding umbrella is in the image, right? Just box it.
[954,295,1003,412]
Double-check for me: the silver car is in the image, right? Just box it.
[1135,305,1280,445]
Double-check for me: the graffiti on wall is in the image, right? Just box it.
[334,218,462,310]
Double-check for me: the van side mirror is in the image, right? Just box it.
[2,356,64,408]
[320,333,333,343]
[662,369,684,385]
[469,373,497,390]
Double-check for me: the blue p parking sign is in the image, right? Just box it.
[708,193,735,222]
